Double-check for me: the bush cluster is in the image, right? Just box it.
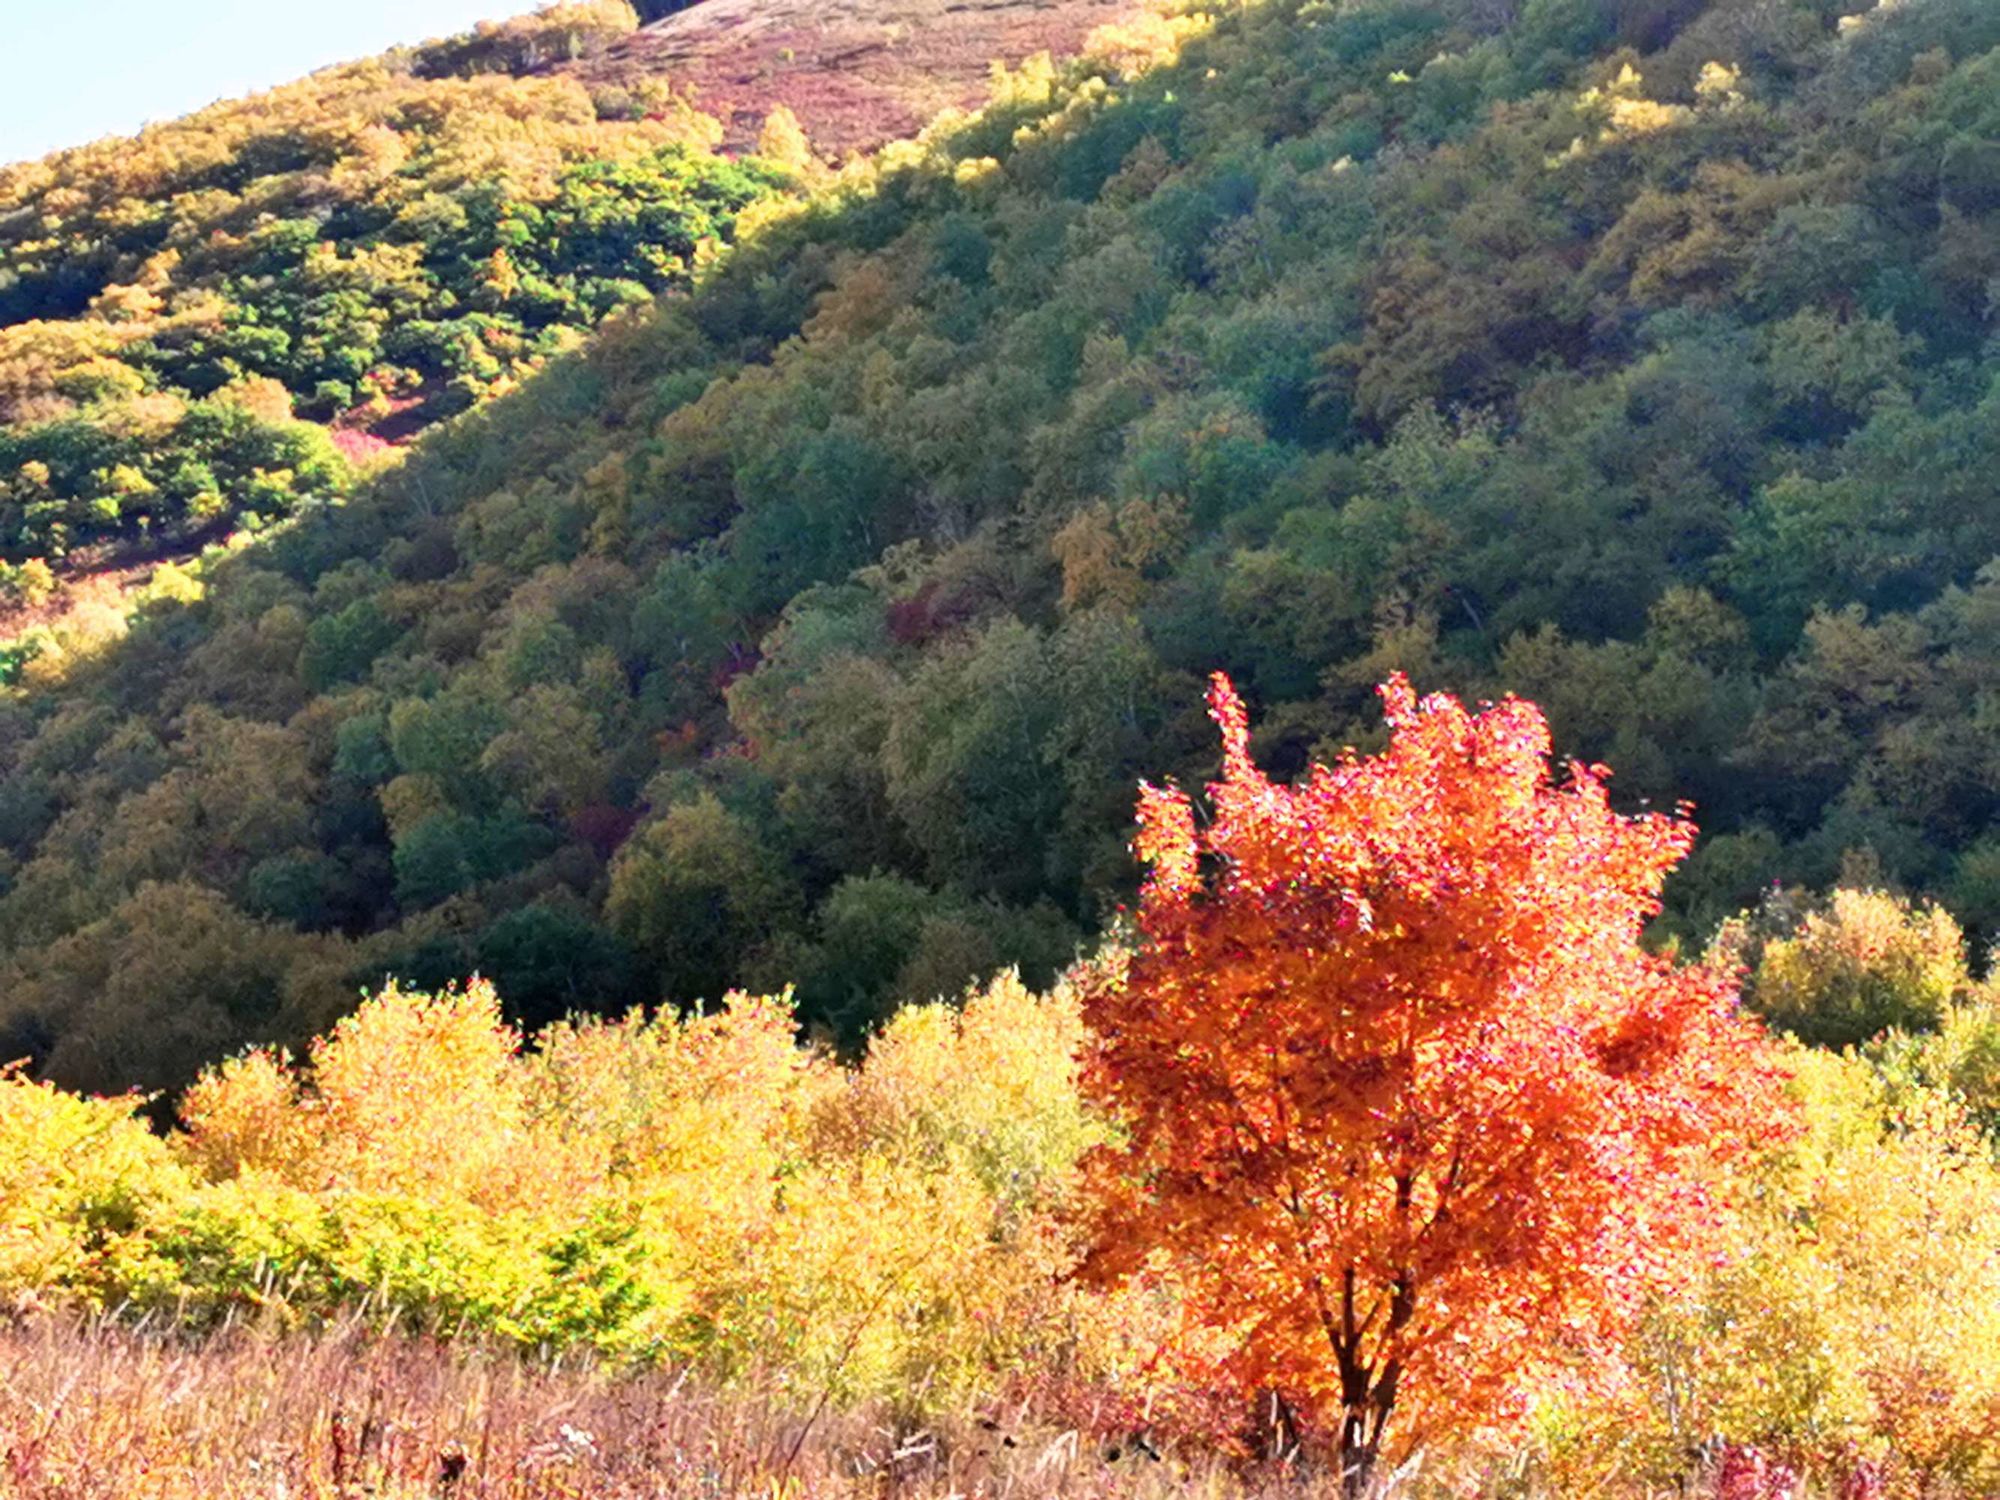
[2,971,1108,1404]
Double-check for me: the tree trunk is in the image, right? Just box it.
[1335,1376,1382,1498]
[1340,1426,1378,1499]
[1338,1363,1400,1497]
[1250,1387,1299,1463]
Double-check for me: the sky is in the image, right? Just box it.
[0,0,525,166]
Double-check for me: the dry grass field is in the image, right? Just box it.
[0,1313,1285,1500]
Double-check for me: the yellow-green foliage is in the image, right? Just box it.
[0,1066,188,1297]
[1541,1044,2000,1495]
[712,970,1102,1399]
[1890,991,2000,1136]
[1737,888,1968,1048]
[0,556,56,609]
[7,973,1101,1402]
[816,967,1096,1215]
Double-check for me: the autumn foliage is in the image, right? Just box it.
[9,677,2000,1491]
[1078,674,1796,1492]
[0,972,1109,1407]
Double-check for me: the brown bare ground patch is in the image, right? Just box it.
[560,0,1144,157]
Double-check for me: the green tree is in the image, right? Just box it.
[605,793,802,1004]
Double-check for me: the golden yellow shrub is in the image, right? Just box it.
[0,1067,188,1298]
[182,980,530,1209]
[178,1048,310,1180]
[23,968,1128,1405]
[707,972,1104,1399]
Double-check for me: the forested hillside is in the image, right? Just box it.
[0,1,803,573]
[2,0,1999,1096]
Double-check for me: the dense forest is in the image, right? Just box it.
[2,0,1999,1101]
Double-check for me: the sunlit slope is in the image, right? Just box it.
[0,0,1143,578]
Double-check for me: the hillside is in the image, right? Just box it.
[0,4,759,577]
[2,0,2000,1101]
[0,0,1138,591]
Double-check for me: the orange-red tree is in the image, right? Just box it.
[1078,675,1793,1494]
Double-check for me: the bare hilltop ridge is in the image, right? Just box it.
[561,0,1141,155]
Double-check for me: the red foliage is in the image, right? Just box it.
[568,802,641,859]
[885,583,940,646]
[327,426,396,464]
[1077,674,1795,1495]
[1715,1444,1804,1500]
